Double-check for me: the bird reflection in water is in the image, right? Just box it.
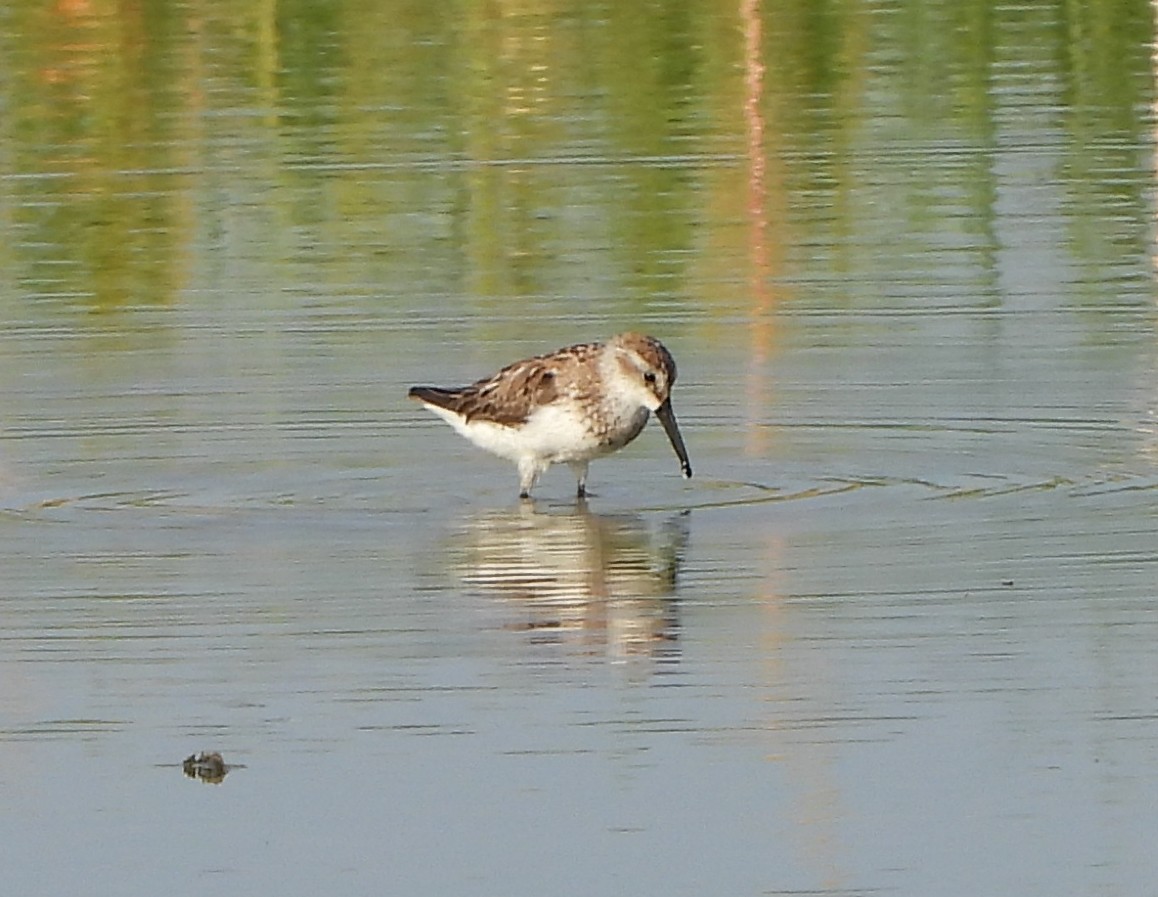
[455,503,690,662]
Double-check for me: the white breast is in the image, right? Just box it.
[426,402,648,465]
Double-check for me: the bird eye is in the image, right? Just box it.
[643,371,657,384]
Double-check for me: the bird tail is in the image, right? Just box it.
[408,386,462,410]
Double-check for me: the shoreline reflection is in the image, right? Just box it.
[454,503,690,663]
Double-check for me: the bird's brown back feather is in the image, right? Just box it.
[408,343,601,426]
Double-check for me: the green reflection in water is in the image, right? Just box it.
[3,0,193,312]
[0,0,1151,329]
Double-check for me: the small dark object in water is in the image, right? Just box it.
[183,751,229,784]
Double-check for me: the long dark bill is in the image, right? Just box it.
[655,399,693,479]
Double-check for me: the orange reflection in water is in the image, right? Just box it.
[742,0,786,458]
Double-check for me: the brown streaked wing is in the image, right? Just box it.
[424,342,601,427]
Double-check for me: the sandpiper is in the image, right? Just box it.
[408,333,692,499]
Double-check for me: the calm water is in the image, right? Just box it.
[2,0,1157,894]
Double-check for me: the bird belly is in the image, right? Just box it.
[422,401,648,465]
[422,405,527,462]
[523,403,649,462]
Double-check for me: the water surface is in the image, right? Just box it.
[1,1,1157,895]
